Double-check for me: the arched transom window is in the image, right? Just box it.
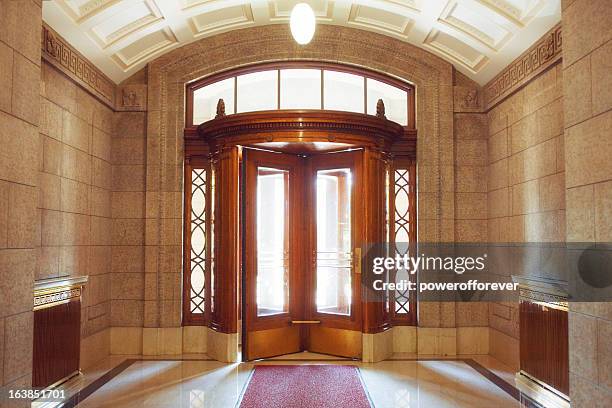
[186,62,415,128]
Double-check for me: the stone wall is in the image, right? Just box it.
[452,72,489,354]
[110,67,147,351]
[0,1,41,403]
[485,61,565,370]
[39,60,115,369]
[562,0,612,404]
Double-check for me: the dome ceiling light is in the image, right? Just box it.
[290,3,316,45]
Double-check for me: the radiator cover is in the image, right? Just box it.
[32,276,88,389]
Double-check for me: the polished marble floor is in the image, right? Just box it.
[33,353,537,408]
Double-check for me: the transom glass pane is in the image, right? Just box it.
[367,78,408,125]
[280,69,322,109]
[237,71,278,113]
[256,167,289,316]
[192,67,412,127]
[316,168,352,316]
[323,70,364,113]
[193,78,235,124]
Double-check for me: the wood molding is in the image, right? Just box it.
[42,23,116,108]
[484,23,562,110]
[34,287,82,311]
[33,276,88,311]
[518,288,568,310]
[196,110,407,153]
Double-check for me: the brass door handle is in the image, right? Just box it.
[291,320,321,324]
[353,247,362,274]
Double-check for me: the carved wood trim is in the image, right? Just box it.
[42,23,116,108]
[519,288,568,310]
[484,23,562,110]
[197,110,406,152]
[33,276,88,311]
[34,287,82,311]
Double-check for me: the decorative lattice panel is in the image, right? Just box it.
[189,169,206,314]
[394,168,410,314]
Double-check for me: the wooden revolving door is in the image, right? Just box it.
[184,108,416,362]
[243,148,363,360]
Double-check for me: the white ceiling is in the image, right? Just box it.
[42,0,561,85]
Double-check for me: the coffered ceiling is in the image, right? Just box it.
[42,0,561,85]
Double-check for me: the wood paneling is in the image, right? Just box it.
[33,300,81,388]
[209,147,241,334]
[362,148,391,333]
[308,326,362,358]
[519,300,569,396]
[247,327,302,360]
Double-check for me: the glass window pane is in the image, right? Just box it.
[192,78,235,124]
[257,167,289,316]
[237,70,278,113]
[316,168,352,316]
[280,69,321,109]
[189,169,206,314]
[394,168,411,314]
[367,78,408,125]
[323,70,364,113]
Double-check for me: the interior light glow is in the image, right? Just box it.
[290,3,316,45]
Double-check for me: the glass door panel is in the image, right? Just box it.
[256,167,289,316]
[315,168,352,316]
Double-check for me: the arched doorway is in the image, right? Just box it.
[182,62,417,361]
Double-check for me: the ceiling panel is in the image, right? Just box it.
[424,29,488,72]
[188,4,255,37]
[348,4,414,38]
[89,0,164,48]
[439,0,512,51]
[112,26,178,69]
[268,0,334,22]
[56,0,120,22]
[42,0,561,84]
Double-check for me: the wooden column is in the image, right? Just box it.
[209,146,240,334]
[362,147,391,333]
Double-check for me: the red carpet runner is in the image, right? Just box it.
[239,365,372,408]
